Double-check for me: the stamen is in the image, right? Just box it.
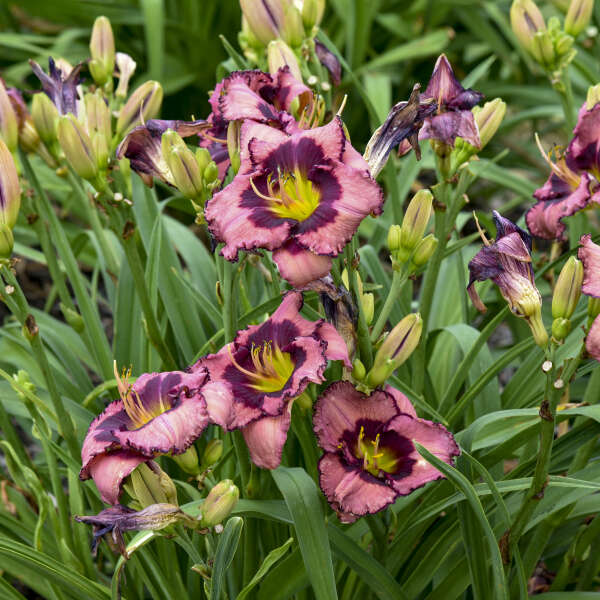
[473,212,490,246]
[534,133,580,189]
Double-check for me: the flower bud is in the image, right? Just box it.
[196,147,212,172]
[301,0,325,30]
[161,129,204,200]
[199,480,239,528]
[387,224,402,252]
[400,189,433,251]
[0,138,21,230]
[351,358,366,381]
[240,0,304,47]
[473,98,506,149]
[367,313,422,388]
[128,462,178,508]
[552,317,571,341]
[531,31,556,67]
[89,16,116,86]
[267,39,303,82]
[586,84,600,110]
[202,439,224,468]
[116,81,163,139]
[172,446,201,475]
[0,224,14,259]
[115,53,137,100]
[510,0,546,57]
[226,120,241,175]
[60,303,85,333]
[411,234,438,267]
[57,114,98,181]
[589,297,600,320]
[362,292,374,325]
[31,93,59,148]
[552,256,583,320]
[0,81,18,153]
[554,32,574,57]
[564,0,593,37]
[203,161,219,185]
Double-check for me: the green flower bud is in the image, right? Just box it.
[362,292,374,325]
[32,93,59,148]
[552,256,583,320]
[240,0,304,48]
[0,81,18,153]
[116,81,163,139]
[202,439,224,468]
[128,462,178,508]
[226,120,241,176]
[172,446,201,475]
[400,189,433,251]
[411,234,438,267]
[387,224,402,252]
[196,147,212,172]
[162,129,204,200]
[586,84,600,110]
[57,115,98,181]
[367,313,422,387]
[554,32,574,57]
[510,0,546,57]
[60,303,85,333]
[351,358,366,381]
[552,317,571,341]
[0,224,14,259]
[564,0,593,37]
[0,138,21,230]
[267,39,303,81]
[89,16,116,86]
[301,0,325,30]
[473,98,506,149]
[199,480,239,528]
[203,161,219,185]
[588,297,600,320]
[531,31,556,67]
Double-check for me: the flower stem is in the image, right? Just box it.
[370,268,407,342]
[553,70,576,133]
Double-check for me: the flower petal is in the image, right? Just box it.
[384,385,417,418]
[317,321,352,368]
[420,110,481,148]
[313,382,398,452]
[86,451,147,505]
[272,240,333,287]
[579,234,600,298]
[586,314,600,362]
[273,66,312,113]
[218,70,280,123]
[567,102,600,174]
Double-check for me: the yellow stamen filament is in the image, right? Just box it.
[199,130,227,145]
[534,133,581,190]
[228,341,295,393]
[473,211,491,247]
[297,96,326,130]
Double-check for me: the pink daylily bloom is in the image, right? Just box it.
[80,368,209,504]
[205,117,384,287]
[567,101,600,178]
[578,234,600,361]
[313,382,459,523]
[194,292,350,469]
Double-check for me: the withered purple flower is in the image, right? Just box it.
[468,211,548,346]
[205,117,384,287]
[193,292,350,469]
[29,57,83,116]
[80,366,209,504]
[315,41,342,87]
[314,382,459,523]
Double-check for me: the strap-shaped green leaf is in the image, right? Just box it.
[209,516,243,600]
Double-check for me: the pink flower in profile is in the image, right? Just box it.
[194,292,350,469]
[205,117,384,287]
[567,101,600,178]
[80,366,209,504]
[578,234,600,361]
[313,382,459,523]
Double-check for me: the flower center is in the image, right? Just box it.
[250,167,320,222]
[114,361,172,429]
[228,341,295,393]
[355,426,399,477]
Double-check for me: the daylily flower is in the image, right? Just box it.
[567,101,600,178]
[526,138,600,240]
[194,292,350,469]
[313,382,459,522]
[75,503,197,557]
[29,57,83,116]
[205,117,384,287]
[116,118,208,188]
[80,365,209,504]
[468,211,548,347]
[418,54,483,150]
[578,234,600,361]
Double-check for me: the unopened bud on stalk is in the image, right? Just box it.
[0,138,21,233]
[115,53,137,99]
[60,303,85,333]
[301,0,325,30]
[57,114,98,181]
[586,84,600,110]
[362,292,374,325]
[203,161,219,186]
[116,81,163,139]
[366,313,422,388]
[351,358,366,381]
[31,93,59,148]
[411,234,438,267]
[172,446,201,475]
[199,480,239,528]
[387,224,402,252]
[202,439,223,468]
[510,0,546,57]
[240,0,304,47]
[588,297,600,320]
[564,0,593,37]
[473,98,506,149]
[552,317,571,341]
[162,129,204,200]
[89,16,116,86]
[85,92,111,171]
[267,39,303,82]
[532,30,556,66]
[226,120,241,175]
[552,256,583,320]
[128,462,178,508]
[0,81,18,153]
[400,189,433,251]
[196,147,212,173]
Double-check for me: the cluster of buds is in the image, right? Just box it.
[551,256,583,341]
[123,462,178,509]
[341,269,374,325]
[387,189,437,273]
[510,0,590,75]
[0,138,21,259]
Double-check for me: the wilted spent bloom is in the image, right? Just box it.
[0,138,21,259]
[577,235,600,361]
[510,0,546,58]
[0,80,18,153]
[75,503,197,557]
[314,382,459,522]
[199,480,239,527]
[468,211,548,347]
[115,53,137,99]
[89,16,116,86]
[57,114,99,183]
[267,39,303,82]
[314,40,342,87]
[116,81,163,139]
[240,0,304,47]
[564,0,594,37]
[552,256,583,320]
[30,57,83,116]
[366,313,422,388]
